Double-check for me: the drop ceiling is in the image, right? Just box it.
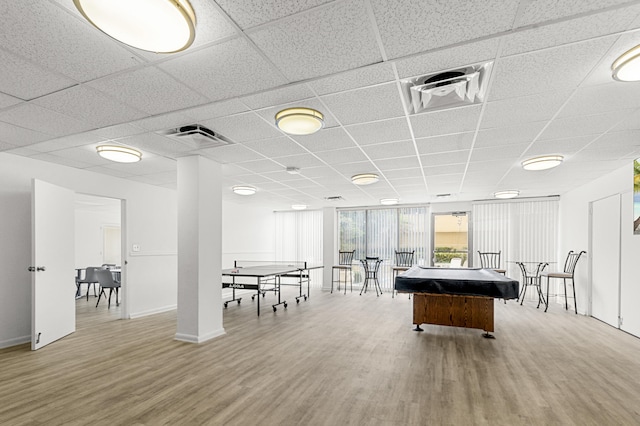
[2,0,640,209]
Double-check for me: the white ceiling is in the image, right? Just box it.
[3,0,640,209]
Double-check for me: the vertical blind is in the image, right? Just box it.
[338,206,429,291]
[473,199,559,301]
[274,210,323,288]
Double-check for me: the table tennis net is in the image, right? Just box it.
[233,260,309,269]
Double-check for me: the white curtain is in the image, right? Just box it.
[473,199,559,302]
[274,210,323,288]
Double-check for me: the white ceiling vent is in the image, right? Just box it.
[401,62,493,114]
[159,124,233,150]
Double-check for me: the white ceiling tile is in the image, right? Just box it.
[371,0,519,59]
[415,133,475,154]
[490,37,617,101]
[0,92,22,109]
[373,156,421,170]
[88,123,146,139]
[88,67,209,115]
[0,48,75,100]
[330,160,377,175]
[216,0,331,29]
[0,121,51,146]
[391,177,426,187]
[202,112,282,142]
[586,130,640,151]
[298,166,337,178]
[27,133,107,153]
[234,159,283,174]
[240,137,307,160]
[33,85,148,128]
[128,171,177,186]
[1,1,141,82]
[131,113,194,132]
[199,144,264,163]
[269,153,325,168]
[240,84,314,110]
[395,38,501,78]
[322,83,405,125]
[30,151,94,169]
[539,110,629,140]
[159,37,287,102]
[315,147,368,165]
[345,118,412,146]
[81,165,137,179]
[4,146,39,156]
[423,163,467,176]
[504,5,640,56]
[475,122,546,148]
[361,140,417,160]
[558,83,640,118]
[0,103,91,137]
[570,147,637,161]
[248,0,381,81]
[410,105,481,138]
[421,150,469,167]
[291,127,355,152]
[526,135,595,156]
[309,63,396,95]
[382,168,425,179]
[0,141,18,152]
[116,133,193,157]
[514,0,637,27]
[426,174,465,185]
[470,144,529,162]
[581,31,640,87]
[185,100,250,122]
[181,0,239,45]
[102,155,177,175]
[465,160,511,175]
[611,108,640,131]
[480,91,571,129]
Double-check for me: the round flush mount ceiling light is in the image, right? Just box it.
[351,173,379,186]
[521,155,564,171]
[493,190,520,199]
[73,0,196,53]
[612,44,640,81]
[380,198,399,205]
[275,107,324,135]
[232,185,256,196]
[291,204,307,210]
[96,145,142,163]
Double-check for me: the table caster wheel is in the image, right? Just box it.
[273,306,277,312]
[284,303,288,308]
[304,296,307,301]
[296,299,300,304]
[237,300,241,305]
[251,295,255,300]
[224,302,228,308]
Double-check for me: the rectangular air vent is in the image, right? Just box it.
[159,124,233,150]
[401,62,493,114]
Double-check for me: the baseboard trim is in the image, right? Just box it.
[0,335,30,349]
[128,304,177,319]
[174,328,226,344]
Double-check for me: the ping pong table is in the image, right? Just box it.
[221,261,323,316]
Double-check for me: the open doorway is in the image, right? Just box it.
[431,212,471,267]
[74,193,123,329]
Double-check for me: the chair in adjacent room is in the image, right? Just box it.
[392,250,414,298]
[76,267,100,301]
[95,268,121,309]
[331,250,355,294]
[477,251,506,274]
[360,257,383,296]
[541,250,586,313]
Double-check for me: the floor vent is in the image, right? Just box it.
[401,62,493,114]
[159,124,233,150]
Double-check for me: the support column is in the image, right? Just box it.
[322,207,336,291]
[175,156,225,343]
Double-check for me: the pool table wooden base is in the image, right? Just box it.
[412,293,494,333]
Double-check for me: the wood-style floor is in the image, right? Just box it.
[2,288,640,425]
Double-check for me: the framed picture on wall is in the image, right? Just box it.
[635,158,640,235]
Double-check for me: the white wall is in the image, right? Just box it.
[559,164,640,334]
[0,153,178,348]
[221,201,275,267]
[75,208,120,268]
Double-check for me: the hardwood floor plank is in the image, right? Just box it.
[2,289,640,425]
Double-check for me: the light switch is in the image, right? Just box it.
[132,244,140,252]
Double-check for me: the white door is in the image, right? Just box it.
[591,194,621,328]
[31,179,75,350]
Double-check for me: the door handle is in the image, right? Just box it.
[28,266,46,272]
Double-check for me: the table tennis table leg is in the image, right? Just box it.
[272,275,287,312]
[295,270,309,304]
